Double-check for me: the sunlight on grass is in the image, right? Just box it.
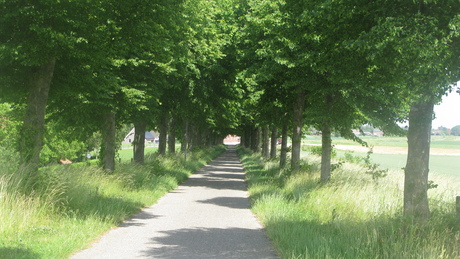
[238,147,460,259]
[0,145,226,258]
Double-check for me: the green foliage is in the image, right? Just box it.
[0,103,20,150]
[451,125,460,136]
[362,148,388,182]
[303,145,337,158]
[40,125,87,165]
[341,151,363,164]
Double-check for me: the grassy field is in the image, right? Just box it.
[301,135,460,179]
[238,146,460,259]
[118,146,158,162]
[302,135,460,149]
[0,145,226,259]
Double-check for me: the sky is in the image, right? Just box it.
[432,90,460,129]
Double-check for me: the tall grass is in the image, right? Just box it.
[0,145,226,258]
[238,147,460,259]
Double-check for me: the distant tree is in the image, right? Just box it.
[451,125,460,136]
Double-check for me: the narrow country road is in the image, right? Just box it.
[71,145,278,259]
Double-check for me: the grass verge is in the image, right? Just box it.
[238,146,460,259]
[0,145,226,259]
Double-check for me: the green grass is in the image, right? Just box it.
[0,145,226,259]
[238,147,460,259]
[301,135,460,179]
[300,150,460,179]
[303,135,460,149]
[117,146,158,162]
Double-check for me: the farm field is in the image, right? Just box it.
[301,135,460,179]
[118,146,158,162]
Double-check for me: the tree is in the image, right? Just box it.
[0,1,118,171]
[451,125,460,136]
[355,0,460,220]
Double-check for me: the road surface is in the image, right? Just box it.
[71,145,278,259]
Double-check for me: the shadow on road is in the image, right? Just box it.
[141,227,278,259]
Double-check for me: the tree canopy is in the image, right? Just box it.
[1,0,459,221]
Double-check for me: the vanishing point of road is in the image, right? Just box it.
[71,145,279,259]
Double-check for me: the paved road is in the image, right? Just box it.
[71,145,278,259]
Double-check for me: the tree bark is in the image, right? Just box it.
[133,120,146,164]
[262,125,269,158]
[101,111,116,172]
[404,100,434,221]
[321,119,332,182]
[280,124,288,167]
[188,124,194,150]
[168,116,176,154]
[291,88,306,169]
[19,57,56,171]
[250,127,260,152]
[190,124,199,150]
[242,127,251,148]
[181,120,188,152]
[270,125,278,159]
[158,112,168,155]
[182,120,189,161]
[456,196,460,226]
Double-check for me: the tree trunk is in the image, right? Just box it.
[250,127,260,152]
[101,111,116,172]
[133,120,146,164]
[270,125,278,159]
[181,120,188,152]
[168,116,176,154]
[291,88,306,169]
[188,123,194,150]
[404,100,434,221]
[242,127,251,148]
[321,119,332,182]
[262,125,269,158]
[280,124,288,167]
[182,120,189,161]
[158,112,168,155]
[19,57,56,171]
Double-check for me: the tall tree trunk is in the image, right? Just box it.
[181,120,188,152]
[321,119,332,182]
[168,116,176,154]
[291,88,306,169]
[133,120,146,164]
[101,111,116,172]
[188,123,195,150]
[190,124,199,150]
[404,100,433,221]
[280,124,288,167]
[250,127,260,152]
[270,125,278,159]
[239,130,245,147]
[182,120,189,161]
[19,57,56,171]
[158,112,168,155]
[242,127,251,148]
[207,132,214,147]
[262,125,269,158]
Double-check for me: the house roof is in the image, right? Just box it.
[145,131,156,139]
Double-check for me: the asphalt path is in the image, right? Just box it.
[71,145,278,259]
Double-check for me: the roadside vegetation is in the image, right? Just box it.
[238,146,460,259]
[0,145,225,259]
